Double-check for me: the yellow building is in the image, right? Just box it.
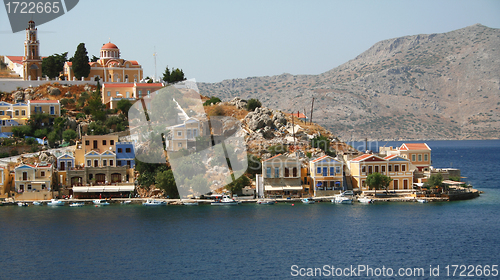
[84,150,116,168]
[168,118,202,151]
[14,162,53,193]
[64,42,143,82]
[101,82,164,108]
[349,154,389,191]
[309,155,344,196]
[383,155,413,190]
[0,166,11,196]
[28,100,61,118]
[262,154,303,198]
[75,135,118,166]
[11,103,29,124]
[380,143,432,172]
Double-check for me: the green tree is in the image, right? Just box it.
[225,175,250,195]
[246,98,262,111]
[163,66,186,83]
[116,99,133,115]
[12,125,32,138]
[155,169,179,198]
[424,173,443,190]
[47,131,59,147]
[42,52,67,79]
[267,144,288,156]
[90,55,99,62]
[72,43,91,79]
[365,172,393,196]
[88,121,108,135]
[62,129,78,143]
[310,134,336,157]
[203,96,222,106]
[246,154,262,178]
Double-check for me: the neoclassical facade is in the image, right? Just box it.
[64,42,143,82]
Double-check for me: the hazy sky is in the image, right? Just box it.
[1,0,500,83]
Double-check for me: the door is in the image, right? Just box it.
[22,172,27,180]
[96,174,106,184]
[93,140,98,149]
[322,167,327,176]
[393,180,399,190]
[403,179,408,190]
[60,161,65,171]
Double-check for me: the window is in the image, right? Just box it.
[85,140,89,146]
[103,160,107,167]
[418,154,422,162]
[87,160,91,167]
[381,165,386,173]
[0,111,4,115]
[107,91,111,97]
[330,167,334,176]
[412,154,416,162]
[22,110,25,116]
[67,162,71,169]
[388,164,392,172]
[126,92,130,98]
[117,148,122,153]
[127,160,131,166]
[368,166,373,174]
[94,160,98,167]
[424,154,428,161]
[177,131,182,136]
[110,160,114,167]
[394,164,399,172]
[284,168,289,177]
[138,90,142,98]
[293,167,297,177]
[322,167,327,176]
[110,140,114,145]
[27,184,32,190]
[374,165,379,173]
[126,148,131,153]
[317,167,321,174]
[178,143,182,147]
[401,164,406,172]
[50,106,55,115]
[361,166,366,173]
[117,160,122,166]
[42,184,46,190]
[116,91,119,96]
[336,167,341,174]
[147,90,151,96]
[266,167,271,178]
[103,140,107,145]
[40,171,45,177]
[15,110,19,116]
[274,167,279,178]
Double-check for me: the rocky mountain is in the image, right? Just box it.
[198,24,500,141]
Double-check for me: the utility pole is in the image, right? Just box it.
[153,47,157,82]
[310,97,314,125]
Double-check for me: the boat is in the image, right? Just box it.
[256,199,276,205]
[357,196,374,204]
[69,202,85,207]
[121,200,132,204]
[17,202,29,207]
[143,199,167,206]
[182,200,199,206]
[417,198,428,203]
[301,198,315,204]
[32,201,42,206]
[93,199,110,206]
[332,192,354,204]
[47,199,65,206]
[211,195,238,206]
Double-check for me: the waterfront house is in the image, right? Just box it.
[262,154,303,198]
[349,154,389,191]
[167,118,201,151]
[14,162,53,193]
[0,166,10,196]
[309,155,344,196]
[75,135,118,165]
[383,155,413,190]
[380,143,431,172]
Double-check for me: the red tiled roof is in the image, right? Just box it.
[101,42,118,49]
[135,83,164,87]
[5,56,24,64]
[29,100,59,103]
[291,112,307,118]
[399,143,431,151]
[263,154,282,162]
[311,155,328,163]
[351,154,373,162]
[129,60,139,65]
[102,83,134,88]
[384,155,398,160]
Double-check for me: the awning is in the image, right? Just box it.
[264,185,283,191]
[73,185,135,193]
[282,186,303,191]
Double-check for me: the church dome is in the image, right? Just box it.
[101,42,118,49]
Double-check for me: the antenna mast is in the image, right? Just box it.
[153,47,157,82]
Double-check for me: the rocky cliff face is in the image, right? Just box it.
[199,24,500,141]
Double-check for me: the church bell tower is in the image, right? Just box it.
[23,20,42,80]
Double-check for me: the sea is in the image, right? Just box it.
[1,140,499,279]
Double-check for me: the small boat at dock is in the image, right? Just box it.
[32,201,42,206]
[301,198,315,204]
[211,195,238,206]
[182,200,199,206]
[357,196,374,204]
[17,202,29,207]
[417,198,428,203]
[70,202,85,207]
[256,199,276,205]
[143,199,167,206]
[93,200,110,206]
[47,199,65,206]
[121,200,132,204]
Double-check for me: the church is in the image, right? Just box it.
[64,42,144,82]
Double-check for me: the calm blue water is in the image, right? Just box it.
[1,140,499,279]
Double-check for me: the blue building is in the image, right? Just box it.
[115,142,135,168]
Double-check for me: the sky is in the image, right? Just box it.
[1,0,500,83]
